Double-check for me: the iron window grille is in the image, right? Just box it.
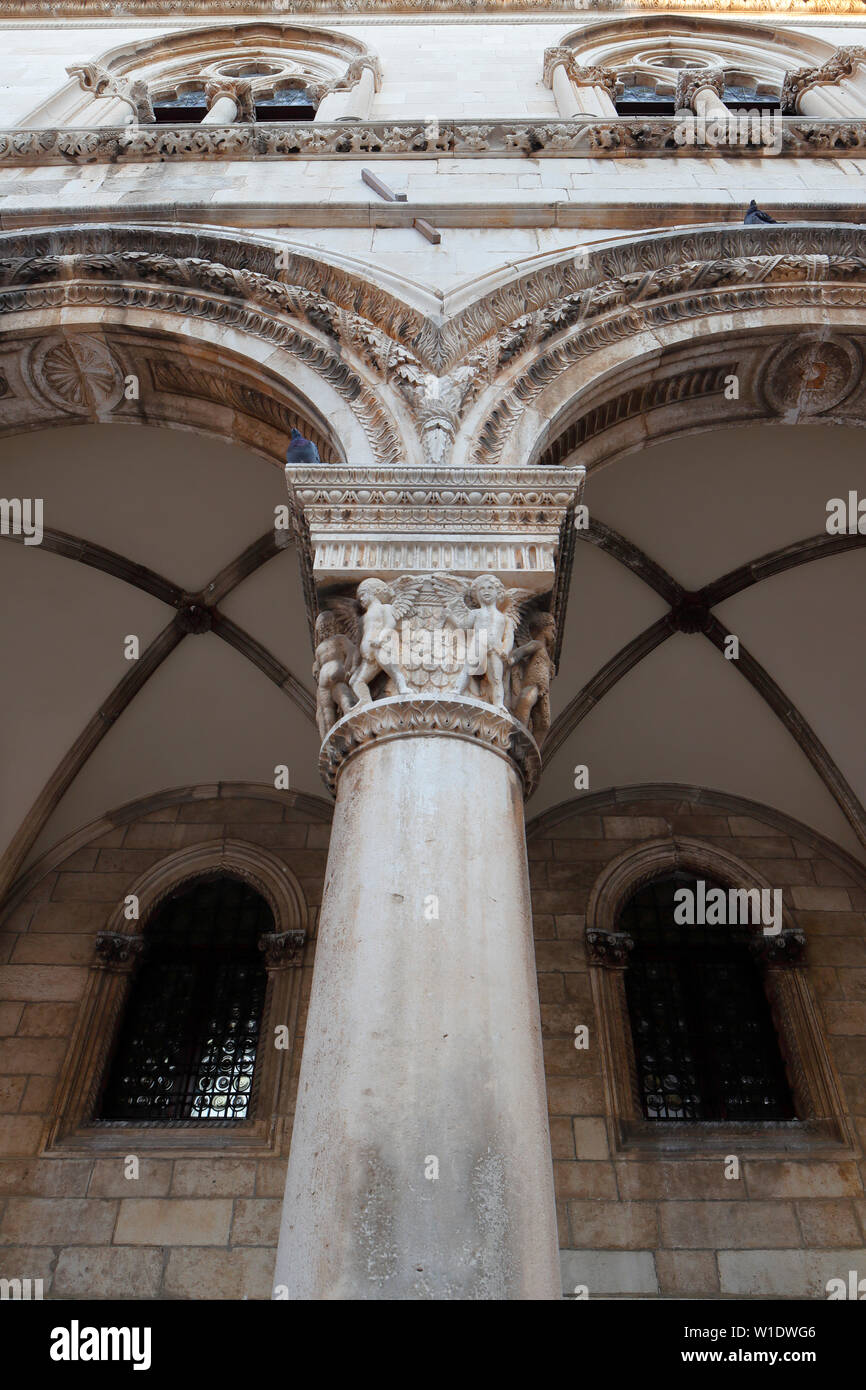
[621,873,795,1122]
[98,875,272,1123]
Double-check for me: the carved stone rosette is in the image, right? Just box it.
[94,932,145,972]
[259,929,306,969]
[319,694,542,796]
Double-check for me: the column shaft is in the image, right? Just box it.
[337,65,376,122]
[274,726,561,1300]
[202,94,238,124]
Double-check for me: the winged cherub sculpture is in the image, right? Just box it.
[349,577,418,706]
[312,609,359,740]
[445,574,536,710]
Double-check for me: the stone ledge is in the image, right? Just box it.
[1,117,865,165]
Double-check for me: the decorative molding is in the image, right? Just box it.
[286,463,585,588]
[94,932,145,972]
[204,78,256,123]
[319,695,542,797]
[675,67,727,111]
[586,928,634,969]
[4,1,860,15]
[9,117,866,165]
[749,928,808,967]
[66,63,154,122]
[782,45,866,112]
[259,929,307,969]
[0,228,406,462]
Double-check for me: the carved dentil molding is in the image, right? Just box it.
[782,46,866,112]
[319,695,542,797]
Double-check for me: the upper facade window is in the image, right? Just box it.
[544,19,866,121]
[25,21,381,129]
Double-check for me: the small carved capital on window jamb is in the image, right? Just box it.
[94,932,145,973]
[586,928,634,969]
[748,928,807,969]
[259,929,306,969]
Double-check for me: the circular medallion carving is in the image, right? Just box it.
[762,336,861,417]
[28,333,125,415]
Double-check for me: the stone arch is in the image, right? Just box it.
[104,837,309,939]
[0,224,423,468]
[448,223,866,470]
[26,21,374,128]
[584,834,800,939]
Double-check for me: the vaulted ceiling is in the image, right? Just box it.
[1,414,864,907]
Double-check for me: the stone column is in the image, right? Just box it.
[544,47,617,119]
[273,464,584,1300]
[782,47,865,118]
[202,79,254,125]
[676,69,731,120]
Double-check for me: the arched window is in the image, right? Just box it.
[99,875,273,1122]
[620,873,794,1122]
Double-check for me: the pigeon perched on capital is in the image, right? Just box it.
[744,199,777,225]
[285,427,321,464]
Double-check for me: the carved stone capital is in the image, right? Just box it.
[748,928,807,968]
[782,46,865,112]
[332,55,382,94]
[675,68,726,111]
[542,46,574,88]
[285,464,585,591]
[67,63,154,122]
[586,928,635,969]
[94,931,145,972]
[259,929,306,969]
[320,695,542,796]
[542,49,617,98]
[205,78,256,122]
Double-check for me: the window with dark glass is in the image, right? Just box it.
[152,88,209,123]
[99,876,272,1122]
[615,84,676,116]
[254,87,317,122]
[621,873,795,1122]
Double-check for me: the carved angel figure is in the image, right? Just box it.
[312,609,358,740]
[445,574,536,709]
[508,610,556,739]
[350,577,415,705]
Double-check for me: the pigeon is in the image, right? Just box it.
[285,427,321,464]
[744,199,777,225]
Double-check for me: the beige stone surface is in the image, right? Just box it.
[114,1199,233,1247]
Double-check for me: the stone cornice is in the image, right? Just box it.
[4,117,866,165]
[319,695,542,797]
[286,462,584,588]
[2,1,863,15]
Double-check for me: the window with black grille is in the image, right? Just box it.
[621,873,795,1122]
[99,876,272,1122]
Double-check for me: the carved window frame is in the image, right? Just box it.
[587,838,852,1155]
[45,841,309,1155]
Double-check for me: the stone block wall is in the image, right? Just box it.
[528,788,866,1299]
[2,782,864,1298]
[0,786,327,1300]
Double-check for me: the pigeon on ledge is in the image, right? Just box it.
[744,199,777,224]
[285,427,321,464]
